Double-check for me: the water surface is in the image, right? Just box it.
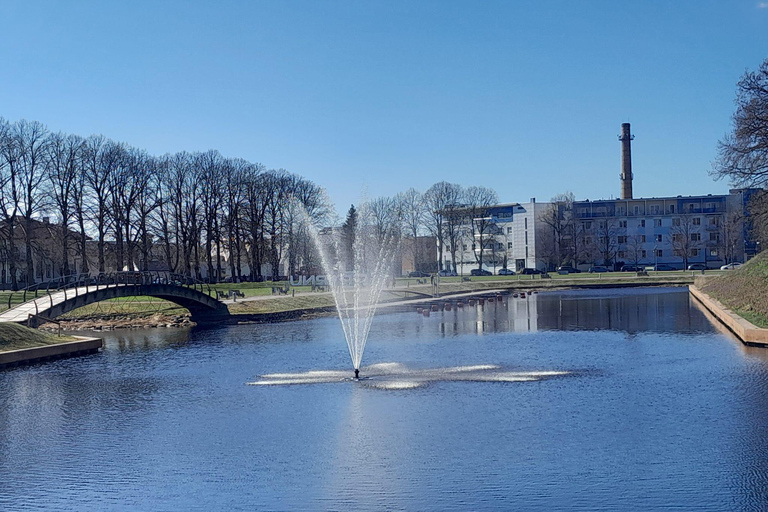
[2,287,768,511]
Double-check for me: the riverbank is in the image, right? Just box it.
[696,252,768,328]
[0,323,101,368]
[689,285,768,345]
[36,273,699,331]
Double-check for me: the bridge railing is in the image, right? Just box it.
[6,271,218,312]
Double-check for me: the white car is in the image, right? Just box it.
[720,262,742,270]
[497,268,515,275]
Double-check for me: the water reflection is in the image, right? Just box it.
[433,287,712,336]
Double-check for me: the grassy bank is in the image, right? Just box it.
[0,323,77,352]
[698,253,768,328]
[18,271,700,330]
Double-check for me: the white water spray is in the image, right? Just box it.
[298,200,401,376]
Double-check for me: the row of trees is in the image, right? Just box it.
[366,183,499,273]
[0,117,330,289]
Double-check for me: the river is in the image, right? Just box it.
[2,287,768,510]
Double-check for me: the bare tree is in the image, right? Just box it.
[0,117,22,288]
[45,132,84,277]
[712,58,768,244]
[668,213,701,269]
[625,234,646,269]
[424,182,462,271]
[15,120,50,285]
[463,186,498,271]
[396,188,427,272]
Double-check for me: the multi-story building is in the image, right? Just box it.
[443,199,552,275]
[571,189,755,270]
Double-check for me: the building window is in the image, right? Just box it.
[693,217,701,225]
[618,236,627,244]
[641,235,646,242]
[710,232,720,241]
[654,219,662,227]
[655,249,663,257]
[507,242,513,249]
[691,249,699,256]
[634,206,641,215]
[711,249,719,257]
[672,218,681,227]
[618,251,625,258]
[584,221,592,229]
[619,220,627,228]
[524,218,528,229]
[655,234,663,242]
[691,233,701,241]
[672,234,683,243]
[506,227,512,234]
[525,232,528,244]
[709,217,720,226]
[641,250,647,258]
[670,205,676,213]
[640,220,646,228]
[462,244,468,251]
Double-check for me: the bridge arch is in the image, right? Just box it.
[0,281,230,327]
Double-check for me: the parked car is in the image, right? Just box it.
[408,271,430,278]
[437,269,457,277]
[519,268,544,275]
[646,264,676,271]
[621,264,642,272]
[588,265,609,273]
[497,268,515,275]
[470,269,492,276]
[720,262,743,270]
[556,266,580,274]
[687,263,707,271]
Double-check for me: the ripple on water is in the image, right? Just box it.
[247,363,572,388]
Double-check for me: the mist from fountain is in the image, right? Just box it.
[299,201,401,376]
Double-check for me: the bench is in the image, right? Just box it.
[229,290,245,299]
[636,271,648,276]
[541,273,551,279]
[462,276,471,282]
[311,284,328,292]
[271,286,290,295]
[216,291,229,300]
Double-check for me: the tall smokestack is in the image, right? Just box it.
[618,123,634,199]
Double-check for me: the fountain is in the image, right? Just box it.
[301,201,401,378]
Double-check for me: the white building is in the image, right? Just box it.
[444,199,552,275]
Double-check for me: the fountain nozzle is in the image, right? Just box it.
[354,368,359,379]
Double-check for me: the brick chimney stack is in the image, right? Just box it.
[618,123,634,200]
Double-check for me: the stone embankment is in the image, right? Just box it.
[689,285,768,346]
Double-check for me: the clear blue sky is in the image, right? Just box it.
[1,0,767,212]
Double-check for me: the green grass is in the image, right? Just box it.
[228,295,336,315]
[699,253,768,328]
[0,323,77,352]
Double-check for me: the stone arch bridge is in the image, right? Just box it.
[0,272,229,327]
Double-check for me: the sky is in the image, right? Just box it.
[1,0,767,213]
